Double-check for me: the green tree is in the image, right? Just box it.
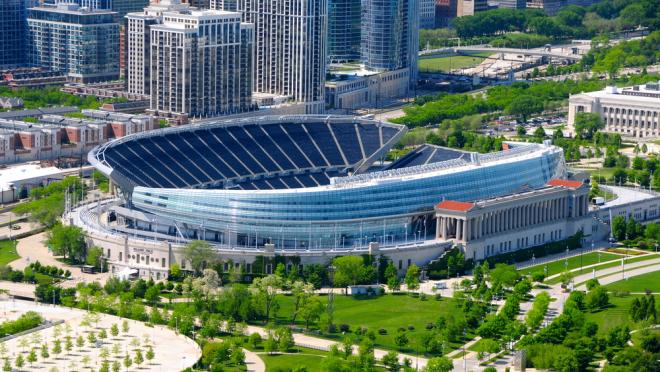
[112,360,121,372]
[586,286,609,311]
[110,323,119,337]
[394,330,409,351]
[123,354,132,370]
[249,275,282,322]
[612,215,626,241]
[332,256,366,289]
[46,224,86,263]
[134,349,144,367]
[182,240,217,274]
[382,351,400,372]
[506,95,543,122]
[40,343,49,359]
[533,126,546,139]
[425,356,454,372]
[404,264,420,292]
[15,354,23,369]
[85,246,105,270]
[76,335,84,349]
[573,113,603,140]
[27,349,37,367]
[516,125,527,137]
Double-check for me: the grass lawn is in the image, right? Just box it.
[546,254,658,284]
[272,293,467,354]
[259,346,329,372]
[0,240,19,266]
[520,251,620,277]
[605,271,660,293]
[418,52,491,72]
[583,295,659,335]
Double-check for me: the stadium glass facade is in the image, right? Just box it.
[90,115,566,252]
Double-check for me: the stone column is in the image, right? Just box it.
[463,218,469,242]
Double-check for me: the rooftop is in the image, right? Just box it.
[0,164,64,190]
[547,179,583,189]
[436,200,475,212]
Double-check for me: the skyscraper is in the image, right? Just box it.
[27,3,120,82]
[216,0,328,114]
[361,0,419,88]
[0,0,30,68]
[126,0,190,95]
[146,7,254,119]
[327,0,361,63]
[419,0,436,29]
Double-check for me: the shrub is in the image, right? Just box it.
[425,323,435,330]
[378,328,387,335]
[420,293,427,301]
[434,294,442,301]
[339,324,350,333]
[407,325,415,331]
[398,327,406,332]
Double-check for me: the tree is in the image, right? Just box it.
[122,319,130,334]
[134,349,144,367]
[249,275,282,322]
[112,361,121,372]
[554,350,579,372]
[394,330,409,351]
[40,343,49,359]
[533,126,546,139]
[385,262,400,292]
[425,356,454,372]
[506,95,542,122]
[144,286,160,304]
[612,215,626,241]
[110,323,119,337]
[516,125,526,137]
[27,349,37,367]
[52,339,62,356]
[249,333,262,349]
[264,334,278,355]
[276,327,294,352]
[382,351,400,372]
[182,240,217,274]
[46,224,87,263]
[488,264,520,289]
[123,354,132,370]
[15,354,23,369]
[404,264,420,292]
[85,246,105,270]
[300,297,325,330]
[586,286,609,311]
[332,256,366,289]
[145,346,154,364]
[573,113,603,140]
[76,335,84,349]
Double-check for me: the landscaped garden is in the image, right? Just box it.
[520,251,620,278]
[604,271,660,293]
[418,52,492,73]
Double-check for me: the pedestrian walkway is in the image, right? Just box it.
[575,263,660,290]
[572,258,660,289]
[243,324,429,369]
[10,232,111,287]
[244,348,266,372]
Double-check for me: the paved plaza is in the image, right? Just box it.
[0,299,200,371]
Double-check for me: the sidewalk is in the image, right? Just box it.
[575,263,660,290]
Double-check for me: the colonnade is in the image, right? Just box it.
[437,194,589,243]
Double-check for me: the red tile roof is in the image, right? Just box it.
[547,179,583,189]
[436,200,474,212]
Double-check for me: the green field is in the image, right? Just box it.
[259,347,328,372]
[546,253,658,284]
[0,240,19,266]
[520,251,620,277]
[605,271,660,293]
[418,52,492,72]
[583,295,659,335]
[273,293,467,353]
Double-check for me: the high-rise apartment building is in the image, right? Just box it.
[361,0,419,88]
[126,0,190,95]
[435,0,457,28]
[497,0,526,8]
[27,3,120,83]
[183,0,211,9]
[148,9,253,119]
[327,0,361,63]
[215,0,327,114]
[456,0,488,16]
[0,0,31,68]
[419,0,436,29]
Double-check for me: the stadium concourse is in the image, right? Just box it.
[69,114,571,280]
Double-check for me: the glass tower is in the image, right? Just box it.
[327,0,361,63]
[0,0,30,68]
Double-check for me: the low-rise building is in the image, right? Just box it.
[0,163,65,202]
[567,83,660,139]
[0,110,157,165]
[325,66,411,110]
[436,179,591,261]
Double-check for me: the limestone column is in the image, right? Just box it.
[463,218,469,242]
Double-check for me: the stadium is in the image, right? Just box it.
[72,115,567,277]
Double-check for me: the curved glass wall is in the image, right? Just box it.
[130,144,565,250]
